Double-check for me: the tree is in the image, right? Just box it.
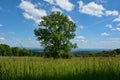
[34,12,77,58]
[114,49,120,55]
[0,44,32,56]
[19,48,32,56]
[11,47,20,56]
[0,44,12,56]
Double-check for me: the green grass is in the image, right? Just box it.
[0,57,120,80]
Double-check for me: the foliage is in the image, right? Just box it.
[95,49,120,57]
[114,49,120,55]
[0,44,32,56]
[0,44,12,56]
[11,47,20,56]
[19,48,32,56]
[74,51,92,57]
[34,12,77,58]
[0,57,120,80]
[73,48,120,57]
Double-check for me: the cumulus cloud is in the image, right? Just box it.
[101,32,110,36]
[44,0,74,11]
[105,24,120,32]
[55,0,74,11]
[19,0,47,24]
[0,37,5,41]
[51,6,62,13]
[113,16,120,22]
[68,16,74,22]
[112,27,120,32]
[78,1,84,9]
[105,24,112,29]
[78,1,119,17]
[76,35,85,39]
[76,35,87,42]
[78,1,105,17]
[105,10,119,16]
[117,24,120,27]
[44,0,55,4]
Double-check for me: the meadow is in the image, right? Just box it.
[0,57,120,80]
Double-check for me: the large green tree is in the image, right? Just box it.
[34,12,77,58]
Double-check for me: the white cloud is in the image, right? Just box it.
[0,37,5,41]
[19,0,47,24]
[57,0,74,11]
[51,6,62,13]
[0,24,3,27]
[78,1,119,18]
[76,35,87,43]
[22,12,42,23]
[44,0,74,11]
[78,1,105,17]
[76,35,85,39]
[111,27,120,32]
[105,24,112,29]
[78,1,84,9]
[101,32,110,36]
[117,24,120,27]
[79,39,86,42]
[115,27,120,31]
[44,0,55,4]
[79,25,84,29]
[113,16,120,22]
[105,10,119,16]
[105,24,120,32]
[68,16,74,22]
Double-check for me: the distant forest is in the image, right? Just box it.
[0,44,120,57]
[0,44,43,57]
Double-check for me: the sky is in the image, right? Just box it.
[0,0,120,49]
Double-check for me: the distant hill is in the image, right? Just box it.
[27,48,44,52]
[27,48,111,53]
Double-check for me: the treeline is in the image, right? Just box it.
[95,49,120,57]
[0,44,120,57]
[0,44,33,56]
[74,49,120,57]
[0,44,44,57]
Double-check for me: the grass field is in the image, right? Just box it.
[0,57,120,80]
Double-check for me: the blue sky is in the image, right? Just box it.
[0,0,120,49]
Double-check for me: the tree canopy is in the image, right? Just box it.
[0,44,32,56]
[34,12,77,58]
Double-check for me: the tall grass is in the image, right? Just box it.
[0,57,120,80]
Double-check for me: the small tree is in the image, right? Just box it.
[34,12,77,58]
